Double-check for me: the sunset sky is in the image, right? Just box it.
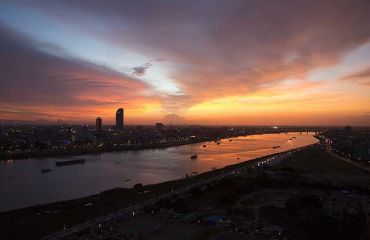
[0,0,369,126]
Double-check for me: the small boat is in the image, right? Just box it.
[237,157,240,160]
[203,145,207,148]
[217,142,220,145]
[292,136,296,139]
[190,154,198,159]
[229,139,232,142]
[55,158,85,166]
[272,146,280,149]
[41,168,51,173]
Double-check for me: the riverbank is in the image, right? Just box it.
[0,145,314,239]
[0,131,316,161]
[0,136,236,161]
[0,132,319,213]
[50,145,370,240]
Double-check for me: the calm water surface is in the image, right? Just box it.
[0,132,318,212]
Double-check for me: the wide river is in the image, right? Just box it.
[0,132,318,212]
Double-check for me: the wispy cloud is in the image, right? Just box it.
[342,66,370,86]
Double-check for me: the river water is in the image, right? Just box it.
[0,132,318,212]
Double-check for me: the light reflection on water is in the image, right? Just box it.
[0,132,318,212]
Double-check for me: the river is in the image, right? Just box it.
[0,132,318,212]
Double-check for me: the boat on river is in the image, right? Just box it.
[41,168,51,173]
[55,158,85,166]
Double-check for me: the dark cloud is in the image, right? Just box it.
[0,23,149,108]
[20,0,370,110]
[0,109,60,118]
[1,0,370,124]
[132,63,152,77]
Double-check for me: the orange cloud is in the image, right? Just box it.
[1,1,370,125]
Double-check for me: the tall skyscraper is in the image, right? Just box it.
[96,117,102,132]
[116,108,124,130]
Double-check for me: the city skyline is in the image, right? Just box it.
[0,1,370,126]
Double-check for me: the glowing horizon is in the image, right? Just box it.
[0,0,369,126]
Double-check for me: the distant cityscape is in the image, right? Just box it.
[321,126,370,166]
[95,108,124,133]
[1,107,369,167]
[0,106,336,160]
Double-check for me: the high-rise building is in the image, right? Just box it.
[96,117,102,132]
[116,108,124,130]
